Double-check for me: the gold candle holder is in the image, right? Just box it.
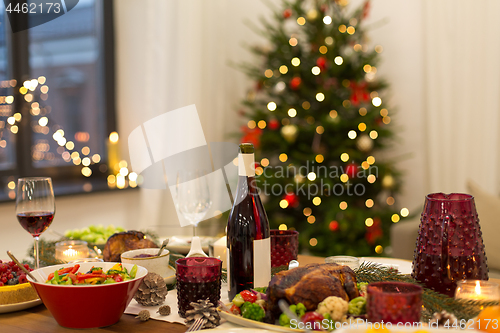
[55,240,90,262]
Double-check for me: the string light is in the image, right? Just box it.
[323,16,332,25]
[387,196,395,205]
[340,153,349,162]
[367,156,376,164]
[365,218,374,227]
[264,69,273,78]
[247,120,256,129]
[280,199,289,209]
[267,102,277,111]
[279,224,287,230]
[340,174,348,183]
[297,17,306,25]
[367,175,376,183]
[291,57,301,66]
[316,92,325,101]
[257,120,266,129]
[261,158,269,167]
[369,130,378,139]
[311,66,321,75]
[307,172,316,181]
[307,216,316,224]
[338,24,347,33]
[288,108,297,117]
[339,201,348,210]
[279,65,288,74]
[392,214,401,223]
[372,97,382,107]
[375,245,383,254]
[315,154,324,163]
[316,126,324,134]
[346,26,355,34]
[400,208,410,217]
[325,37,333,45]
[334,56,343,65]
[309,238,318,246]
[279,153,288,162]
[319,46,328,54]
[289,37,298,46]
[303,207,312,216]
[348,130,357,139]
[365,199,374,208]
[312,197,321,206]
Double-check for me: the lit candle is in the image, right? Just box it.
[455,280,500,301]
[55,240,90,263]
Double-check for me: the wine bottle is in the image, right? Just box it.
[227,143,271,301]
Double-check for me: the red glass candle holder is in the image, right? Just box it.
[412,193,488,297]
[367,282,423,324]
[270,229,299,268]
[175,257,222,318]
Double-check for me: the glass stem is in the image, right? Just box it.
[193,226,196,237]
[34,236,40,269]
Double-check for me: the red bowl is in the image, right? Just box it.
[27,262,147,328]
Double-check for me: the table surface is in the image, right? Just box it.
[1,255,497,332]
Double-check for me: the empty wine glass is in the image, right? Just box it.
[176,170,212,236]
[16,177,55,269]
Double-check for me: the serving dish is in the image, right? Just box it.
[27,262,147,328]
[0,298,42,314]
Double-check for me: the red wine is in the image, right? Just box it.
[177,280,221,317]
[17,212,54,237]
[227,143,271,301]
[412,253,488,297]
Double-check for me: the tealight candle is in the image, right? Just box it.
[55,240,90,262]
[455,280,500,301]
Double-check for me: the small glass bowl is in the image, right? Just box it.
[55,240,90,262]
[325,255,360,270]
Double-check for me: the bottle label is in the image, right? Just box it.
[238,153,255,177]
[253,237,271,288]
[226,249,231,292]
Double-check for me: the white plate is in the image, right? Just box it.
[218,304,303,333]
[164,265,176,285]
[0,298,42,314]
[165,236,217,254]
[360,257,413,274]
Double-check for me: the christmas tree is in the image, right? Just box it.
[239,0,408,256]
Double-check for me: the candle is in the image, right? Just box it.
[455,280,500,301]
[55,240,90,263]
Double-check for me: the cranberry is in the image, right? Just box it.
[18,275,27,284]
[0,260,2,263]
[7,274,13,280]
[1,277,7,283]
[24,264,30,270]
[0,281,3,286]
[0,264,6,273]
[8,261,15,267]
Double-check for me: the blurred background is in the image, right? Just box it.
[1,0,499,262]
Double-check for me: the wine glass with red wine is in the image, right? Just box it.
[16,177,55,269]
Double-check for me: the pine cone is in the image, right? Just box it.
[133,272,168,306]
[431,310,458,327]
[157,305,171,316]
[136,310,150,321]
[184,299,220,329]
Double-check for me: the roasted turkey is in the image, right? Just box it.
[266,263,359,322]
[103,230,158,262]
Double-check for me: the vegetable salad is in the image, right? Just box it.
[45,263,137,285]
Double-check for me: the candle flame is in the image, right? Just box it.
[475,281,481,295]
[63,248,79,257]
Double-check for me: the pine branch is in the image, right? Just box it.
[355,262,499,321]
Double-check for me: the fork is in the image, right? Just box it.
[185,317,207,332]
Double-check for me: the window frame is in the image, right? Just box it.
[0,0,116,199]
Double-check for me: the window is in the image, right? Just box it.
[0,0,115,200]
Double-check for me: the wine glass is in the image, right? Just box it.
[16,177,55,269]
[176,170,212,236]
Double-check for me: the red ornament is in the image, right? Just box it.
[283,8,292,19]
[241,126,262,149]
[284,192,299,207]
[349,81,370,106]
[345,163,358,178]
[365,217,382,245]
[329,220,339,232]
[316,56,328,71]
[290,76,302,90]
[362,0,371,19]
[320,4,328,12]
[269,119,280,130]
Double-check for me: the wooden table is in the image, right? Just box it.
[1,255,497,332]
